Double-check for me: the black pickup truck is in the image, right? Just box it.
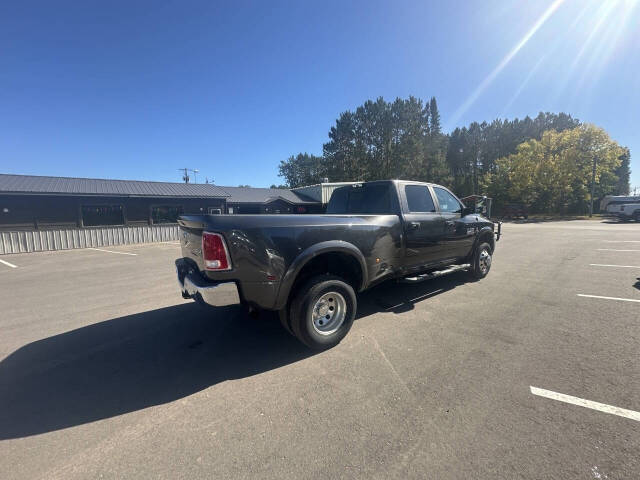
[176,180,501,349]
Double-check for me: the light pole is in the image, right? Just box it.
[589,156,597,217]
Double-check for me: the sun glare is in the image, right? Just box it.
[448,0,640,128]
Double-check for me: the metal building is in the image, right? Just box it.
[0,174,321,231]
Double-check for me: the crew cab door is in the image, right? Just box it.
[401,183,446,272]
[432,186,475,260]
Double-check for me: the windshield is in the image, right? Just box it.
[326,184,394,214]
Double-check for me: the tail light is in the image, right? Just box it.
[202,232,232,270]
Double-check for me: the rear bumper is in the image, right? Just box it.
[175,258,280,310]
[175,258,235,306]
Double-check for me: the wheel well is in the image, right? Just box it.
[291,252,363,295]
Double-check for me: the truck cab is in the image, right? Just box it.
[327,180,495,274]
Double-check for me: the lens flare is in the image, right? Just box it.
[447,0,566,129]
[447,0,640,129]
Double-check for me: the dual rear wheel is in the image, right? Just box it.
[280,242,493,350]
[280,275,357,350]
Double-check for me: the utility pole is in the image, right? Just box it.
[178,168,199,184]
[589,156,597,217]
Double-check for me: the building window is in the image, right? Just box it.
[151,205,184,224]
[239,205,261,214]
[82,205,125,227]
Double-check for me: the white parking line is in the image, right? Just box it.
[87,248,137,256]
[530,386,640,422]
[603,240,640,243]
[596,249,640,252]
[590,264,640,268]
[0,259,18,268]
[577,294,640,303]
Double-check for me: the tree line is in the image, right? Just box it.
[277,96,631,214]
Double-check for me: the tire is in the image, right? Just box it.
[289,275,357,350]
[469,242,493,279]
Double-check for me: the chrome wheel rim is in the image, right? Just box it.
[311,291,347,335]
[479,249,492,274]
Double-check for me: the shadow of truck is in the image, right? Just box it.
[0,272,469,439]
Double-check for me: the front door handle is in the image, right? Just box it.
[408,221,420,230]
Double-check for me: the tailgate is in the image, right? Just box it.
[177,217,207,271]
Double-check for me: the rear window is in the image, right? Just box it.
[326,184,394,214]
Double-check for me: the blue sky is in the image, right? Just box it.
[1,0,639,190]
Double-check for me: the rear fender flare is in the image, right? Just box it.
[274,241,367,310]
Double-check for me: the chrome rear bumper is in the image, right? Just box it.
[175,259,232,306]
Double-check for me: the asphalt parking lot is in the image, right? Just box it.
[1,221,639,479]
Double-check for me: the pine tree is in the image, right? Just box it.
[428,97,441,135]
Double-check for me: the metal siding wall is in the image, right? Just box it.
[292,185,322,203]
[322,185,346,204]
[0,225,180,255]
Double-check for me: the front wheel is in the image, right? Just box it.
[469,242,493,279]
[289,275,357,350]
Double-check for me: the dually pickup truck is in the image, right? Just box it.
[176,180,501,349]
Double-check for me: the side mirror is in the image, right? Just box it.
[461,206,474,216]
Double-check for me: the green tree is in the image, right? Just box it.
[428,97,441,134]
[614,147,631,195]
[446,112,581,197]
[276,95,629,215]
[320,96,450,185]
[484,125,625,214]
[277,153,325,187]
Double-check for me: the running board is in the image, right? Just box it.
[400,264,470,283]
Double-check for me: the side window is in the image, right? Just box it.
[81,205,124,226]
[151,205,184,224]
[434,187,462,213]
[405,185,436,213]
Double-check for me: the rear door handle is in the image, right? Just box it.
[408,221,420,230]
